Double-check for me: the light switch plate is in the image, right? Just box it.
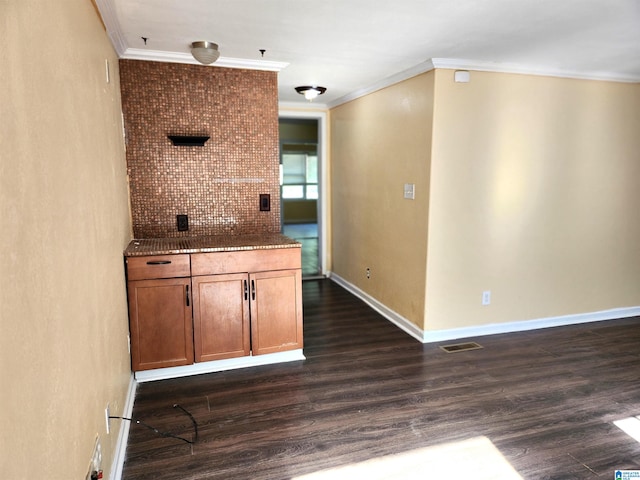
[403,183,415,200]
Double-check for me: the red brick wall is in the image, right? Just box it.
[119,60,280,238]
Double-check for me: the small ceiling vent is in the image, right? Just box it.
[168,135,210,146]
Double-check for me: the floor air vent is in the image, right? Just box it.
[439,342,483,353]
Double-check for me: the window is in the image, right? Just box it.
[281,152,318,199]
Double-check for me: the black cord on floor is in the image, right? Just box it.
[173,403,198,441]
[109,403,198,445]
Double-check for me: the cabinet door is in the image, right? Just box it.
[250,269,303,355]
[192,273,251,362]
[127,278,193,371]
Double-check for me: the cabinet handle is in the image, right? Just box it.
[186,285,190,307]
[243,280,248,300]
[146,260,171,265]
[251,279,256,301]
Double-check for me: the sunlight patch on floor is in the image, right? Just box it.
[293,436,523,479]
[614,416,640,443]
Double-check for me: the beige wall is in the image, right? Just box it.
[1,1,132,479]
[330,68,640,334]
[331,72,434,328]
[426,70,640,330]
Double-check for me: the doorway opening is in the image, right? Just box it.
[278,114,326,279]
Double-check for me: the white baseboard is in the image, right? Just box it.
[110,373,137,480]
[329,273,425,342]
[328,272,640,344]
[424,306,640,343]
[134,349,306,383]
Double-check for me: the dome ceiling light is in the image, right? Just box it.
[295,85,327,102]
[191,41,220,65]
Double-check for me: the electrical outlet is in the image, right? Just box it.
[105,404,110,435]
[177,214,189,231]
[366,267,371,279]
[259,194,271,211]
[482,291,491,306]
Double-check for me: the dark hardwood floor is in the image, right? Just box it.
[283,223,319,277]
[121,279,640,479]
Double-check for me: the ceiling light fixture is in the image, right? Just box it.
[295,85,327,102]
[190,41,220,65]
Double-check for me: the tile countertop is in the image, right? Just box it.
[124,234,301,257]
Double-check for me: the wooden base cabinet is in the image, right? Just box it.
[191,248,303,361]
[250,269,303,355]
[192,273,251,362]
[126,255,193,371]
[126,247,303,372]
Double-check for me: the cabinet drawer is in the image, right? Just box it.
[126,254,191,280]
[191,248,301,276]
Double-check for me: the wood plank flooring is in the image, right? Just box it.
[283,223,319,277]
[121,279,640,479]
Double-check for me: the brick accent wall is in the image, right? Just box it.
[119,59,280,238]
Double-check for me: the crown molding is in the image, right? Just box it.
[327,59,436,108]
[91,0,638,104]
[328,57,640,109]
[92,0,288,72]
[278,100,329,111]
[121,48,289,71]
[93,0,127,56]
[431,58,640,84]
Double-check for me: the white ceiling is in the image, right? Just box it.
[96,0,640,108]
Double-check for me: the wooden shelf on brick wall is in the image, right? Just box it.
[168,135,210,146]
